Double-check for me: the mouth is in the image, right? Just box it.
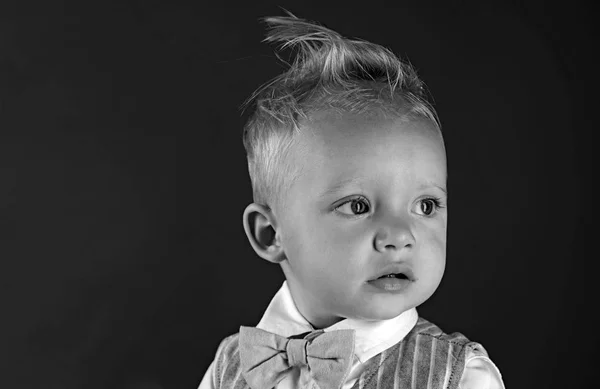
[367,271,413,292]
[370,266,415,282]
[377,273,410,280]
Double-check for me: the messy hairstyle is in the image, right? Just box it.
[242,13,440,212]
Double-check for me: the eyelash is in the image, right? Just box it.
[334,196,445,217]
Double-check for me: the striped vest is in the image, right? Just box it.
[212,317,488,389]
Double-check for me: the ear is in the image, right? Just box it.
[242,203,286,264]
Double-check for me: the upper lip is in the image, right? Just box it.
[369,264,415,281]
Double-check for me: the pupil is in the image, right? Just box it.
[351,200,365,214]
[422,200,432,215]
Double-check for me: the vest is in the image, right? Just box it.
[212,317,488,389]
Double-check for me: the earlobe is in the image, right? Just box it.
[242,203,286,263]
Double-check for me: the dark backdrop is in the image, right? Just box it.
[1,1,595,388]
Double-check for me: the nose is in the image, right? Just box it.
[374,217,415,252]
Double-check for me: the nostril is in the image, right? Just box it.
[385,243,412,250]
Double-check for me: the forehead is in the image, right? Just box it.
[292,111,446,183]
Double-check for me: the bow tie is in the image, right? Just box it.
[239,326,355,389]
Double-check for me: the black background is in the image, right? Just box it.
[1,1,596,388]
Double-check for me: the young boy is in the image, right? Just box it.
[199,14,505,389]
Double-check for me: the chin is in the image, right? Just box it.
[359,304,412,321]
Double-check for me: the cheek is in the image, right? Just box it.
[315,215,368,245]
[282,216,333,274]
[431,223,446,252]
[420,226,447,274]
[316,218,366,254]
[291,218,365,279]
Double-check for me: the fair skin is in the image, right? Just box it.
[244,109,447,329]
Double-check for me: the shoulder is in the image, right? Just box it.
[412,317,504,389]
[462,351,505,389]
[412,316,492,359]
[411,317,484,353]
[214,332,241,369]
[215,333,240,357]
[210,332,242,388]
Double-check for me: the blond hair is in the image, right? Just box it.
[242,13,440,211]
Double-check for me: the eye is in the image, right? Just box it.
[335,196,370,216]
[415,197,443,216]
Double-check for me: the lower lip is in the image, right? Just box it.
[367,277,412,292]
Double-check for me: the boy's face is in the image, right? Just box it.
[276,110,447,328]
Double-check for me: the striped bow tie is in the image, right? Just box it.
[239,326,355,389]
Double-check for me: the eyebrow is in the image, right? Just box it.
[418,182,448,195]
[319,178,447,198]
[318,177,366,199]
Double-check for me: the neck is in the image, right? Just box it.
[306,314,345,330]
[285,279,344,330]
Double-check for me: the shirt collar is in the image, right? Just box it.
[256,281,418,363]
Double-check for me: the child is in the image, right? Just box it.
[199,13,505,389]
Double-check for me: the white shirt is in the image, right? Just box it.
[199,281,505,389]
